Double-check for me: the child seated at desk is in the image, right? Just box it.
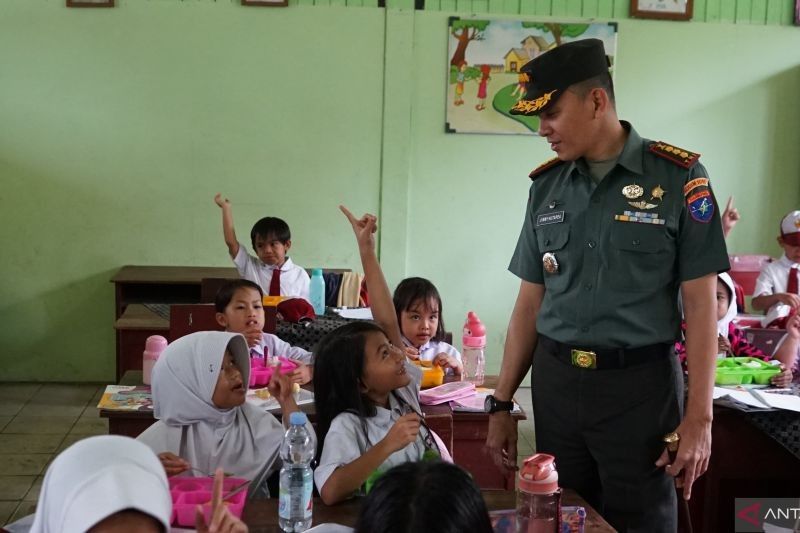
[313,207,446,506]
[137,331,313,498]
[214,193,310,301]
[393,277,462,375]
[215,278,313,384]
[4,435,246,533]
[751,210,800,323]
[674,272,797,386]
[354,461,493,533]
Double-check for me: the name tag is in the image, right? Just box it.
[536,210,565,226]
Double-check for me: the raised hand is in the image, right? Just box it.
[721,196,740,238]
[339,205,378,251]
[214,193,230,209]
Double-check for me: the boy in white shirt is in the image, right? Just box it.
[752,210,800,318]
[214,193,310,301]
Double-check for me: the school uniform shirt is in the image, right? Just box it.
[753,254,799,299]
[403,336,461,374]
[21,436,171,533]
[233,243,311,301]
[137,331,314,498]
[251,332,313,364]
[314,362,429,495]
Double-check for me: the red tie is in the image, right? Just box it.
[789,266,799,295]
[269,267,281,296]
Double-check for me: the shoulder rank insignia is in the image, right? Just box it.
[648,141,700,169]
[529,157,565,181]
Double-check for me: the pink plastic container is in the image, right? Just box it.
[248,356,299,388]
[142,335,168,385]
[168,476,248,527]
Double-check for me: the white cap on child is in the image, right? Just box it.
[780,210,800,246]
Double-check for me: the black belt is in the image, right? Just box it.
[538,334,671,370]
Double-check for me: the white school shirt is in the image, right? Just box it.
[314,362,430,496]
[403,336,461,374]
[250,332,313,364]
[233,244,311,301]
[753,254,799,298]
[410,338,462,363]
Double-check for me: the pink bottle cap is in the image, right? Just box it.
[143,335,168,362]
[519,453,559,494]
[462,311,486,348]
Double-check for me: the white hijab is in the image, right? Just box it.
[29,435,171,533]
[137,331,286,496]
[717,272,738,338]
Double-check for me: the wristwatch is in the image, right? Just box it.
[484,394,514,414]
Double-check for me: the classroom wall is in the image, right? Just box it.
[1,0,799,382]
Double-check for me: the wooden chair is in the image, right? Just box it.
[200,277,239,303]
[169,303,279,341]
[169,304,222,341]
[728,254,772,296]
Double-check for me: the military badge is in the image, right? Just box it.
[622,184,644,199]
[628,200,658,210]
[543,252,559,274]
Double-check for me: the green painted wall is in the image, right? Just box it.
[1,0,799,382]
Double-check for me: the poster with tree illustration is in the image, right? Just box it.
[446,18,618,135]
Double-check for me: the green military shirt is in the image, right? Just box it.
[508,121,730,348]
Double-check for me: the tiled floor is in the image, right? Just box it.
[0,383,107,526]
[0,383,532,526]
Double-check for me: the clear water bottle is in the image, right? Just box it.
[462,311,486,385]
[279,412,315,532]
[517,453,561,533]
[309,268,326,316]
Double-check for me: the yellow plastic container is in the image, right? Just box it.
[415,361,445,389]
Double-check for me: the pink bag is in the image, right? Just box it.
[419,381,475,405]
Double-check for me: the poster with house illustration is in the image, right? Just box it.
[446,18,618,135]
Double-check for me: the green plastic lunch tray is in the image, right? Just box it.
[715,357,780,385]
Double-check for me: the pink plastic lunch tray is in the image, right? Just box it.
[168,476,248,527]
[249,356,298,388]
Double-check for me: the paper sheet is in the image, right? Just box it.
[758,391,800,413]
[333,307,373,320]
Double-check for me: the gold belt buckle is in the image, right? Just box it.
[571,349,597,369]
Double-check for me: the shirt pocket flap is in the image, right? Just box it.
[610,223,668,254]
[536,227,570,252]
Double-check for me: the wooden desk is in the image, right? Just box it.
[101,372,524,490]
[111,266,237,380]
[242,489,615,532]
[111,265,238,318]
[688,406,800,532]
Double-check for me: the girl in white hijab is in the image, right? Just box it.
[19,435,171,533]
[137,331,310,498]
[674,272,796,386]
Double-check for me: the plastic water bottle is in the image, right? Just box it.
[309,268,326,316]
[279,412,315,532]
[517,453,562,533]
[142,335,167,385]
[462,311,486,385]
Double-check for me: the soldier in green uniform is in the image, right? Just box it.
[482,39,729,532]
